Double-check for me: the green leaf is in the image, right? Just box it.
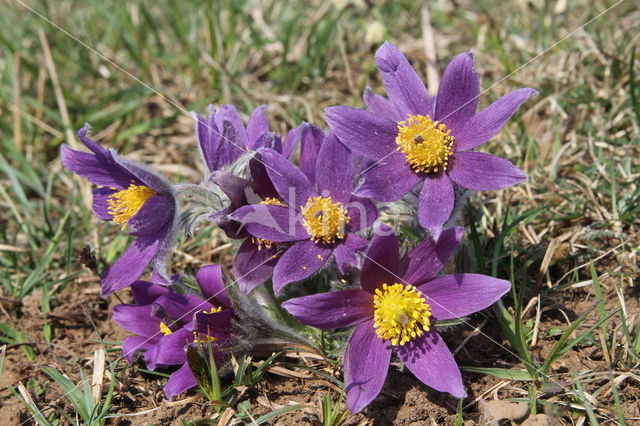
[460,366,534,381]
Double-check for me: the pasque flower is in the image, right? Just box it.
[283,224,511,412]
[232,132,377,294]
[211,123,325,293]
[194,104,297,175]
[113,265,234,400]
[61,125,178,296]
[326,42,536,238]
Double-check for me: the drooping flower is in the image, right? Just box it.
[326,42,536,238]
[211,123,325,293]
[113,265,234,400]
[193,104,296,175]
[231,132,377,294]
[282,224,511,412]
[61,125,179,296]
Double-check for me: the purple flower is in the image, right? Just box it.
[326,42,536,238]
[193,104,296,174]
[113,265,233,400]
[61,125,178,296]
[282,225,511,412]
[232,132,377,294]
[211,123,325,294]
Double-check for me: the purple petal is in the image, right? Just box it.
[325,106,397,160]
[346,196,378,231]
[212,206,247,240]
[126,193,175,237]
[143,343,160,370]
[283,289,373,329]
[344,320,391,413]
[214,104,249,148]
[418,173,454,240]
[249,155,279,199]
[233,204,307,242]
[272,240,331,294]
[397,331,465,398]
[164,363,197,401]
[210,171,254,207]
[217,119,247,166]
[111,153,173,195]
[122,335,158,364]
[418,274,511,320]
[92,187,116,221]
[101,234,162,297]
[193,109,221,173]
[261,149,316,207]
[155,328,192,366]
[298,124,326,183]
[375,41,433,117]
[153,294,213,326]
[334,234,368,274]
[60,144,135,189]
[363,86,403,122]
[252,132,282,152]
[315,133,355,204]
[195,265,231,309]
[360,224,400,294]
[435,52,480,136]
[194,310,232,341]
[113,304,159,337]
[131,280,170,305]
[455,88,537,151]
[400,227,464,286]
[448,151,526,191]
[246,105,269,148]
[282,126,299,160]
[232,239,277,294]
[356,152,421,202]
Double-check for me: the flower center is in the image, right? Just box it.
[202,306,223,314]
[373,283,432,346]
[107,184,156,227]
[301,196,349,244]
[159,321,173,336]
[395,114,454,173]
[252,197,285,250]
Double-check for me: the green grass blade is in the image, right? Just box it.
[460,367,534,381]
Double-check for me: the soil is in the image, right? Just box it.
[1,247,638,425]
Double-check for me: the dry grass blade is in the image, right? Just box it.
[91,348,105,404]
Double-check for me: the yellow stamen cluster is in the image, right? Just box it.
[107,184,156,227]
[159,321,173,336]
[202,306,223,314]
[301,196,349,244]
[193,332,217,344]
[395,114,454,174]
[260,197,284,206]
[373,283,432,346]
[252,197,285,250]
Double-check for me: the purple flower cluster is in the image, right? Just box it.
[62,42,533,410]
[113,265,233,399]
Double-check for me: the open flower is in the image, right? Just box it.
[232,133,377,294]
[113,265,234,400]
[282,224,511,412]
[326,42,536,238]
[61,125,178,296]
[193,104,296,175]
[211,123,325,293]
